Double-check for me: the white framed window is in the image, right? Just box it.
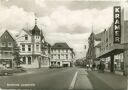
[22,44,25,51]
[28,45,31,51]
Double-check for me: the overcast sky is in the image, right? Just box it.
[0,0,127,58]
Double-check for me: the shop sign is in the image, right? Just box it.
[113,6,121,43]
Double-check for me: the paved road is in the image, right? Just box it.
[0,68,77,90]
[0,67,126,90]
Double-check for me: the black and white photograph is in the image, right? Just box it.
[0,0,127,90]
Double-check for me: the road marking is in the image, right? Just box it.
[69,71,78,90]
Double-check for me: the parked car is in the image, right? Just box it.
[49,65,62,68]
[13,66,26,73]
[0,67,13,76]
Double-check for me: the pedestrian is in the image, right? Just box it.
[86,64,89,70]
[92,63,96,71]
[101,61,105,73]
[98,61,102,73]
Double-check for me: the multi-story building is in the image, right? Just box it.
[95,6,128,75]
[50,42,75,67]
[16,20,50,68]
[0,30,17,68]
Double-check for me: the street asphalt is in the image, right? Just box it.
[0,67,126,90]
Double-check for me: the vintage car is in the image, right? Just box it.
[0,67,13,76]
[49,65,62,68]
[13,66,26,73]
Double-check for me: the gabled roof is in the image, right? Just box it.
[51,42,71,49]
[0,30,16,42]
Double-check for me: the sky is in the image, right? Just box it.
[0,0,127,59]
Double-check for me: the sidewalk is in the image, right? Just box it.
[74,68,93,90]
[88,71,127,90]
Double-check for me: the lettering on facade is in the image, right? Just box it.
[113,6,121,43]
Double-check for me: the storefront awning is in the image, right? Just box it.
[97,44,124,59]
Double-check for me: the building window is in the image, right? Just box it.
[28,45,31,51]
[22,57,26,64]
[58,54,60,59]
[66,55,68,59]
[36,44,39,51]
[22,45,25,51]
[25,35,28,40]
[8,42,12,47]
[1,42,6,47]
[28,57,31,64]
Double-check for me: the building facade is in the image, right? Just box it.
[94,6,128,75]
[16,23,50,68]
[0,30,17,68]
[50,43,75,67]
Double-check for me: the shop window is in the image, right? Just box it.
[22,57,26,64]
[28,57,31,64]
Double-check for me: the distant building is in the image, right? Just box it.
[16,20,50,68]
[50,42,75,67]
[0,30,17,68]
[86,32,95,66]
[41,41,51,67]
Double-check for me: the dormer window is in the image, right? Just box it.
[25,35,28,40]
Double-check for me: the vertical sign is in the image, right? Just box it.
[113,6,121,43]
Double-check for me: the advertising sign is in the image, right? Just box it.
[113,6,121,43]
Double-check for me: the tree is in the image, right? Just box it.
[13,43,21,67]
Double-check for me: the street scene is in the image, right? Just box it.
[0,0,128,90]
